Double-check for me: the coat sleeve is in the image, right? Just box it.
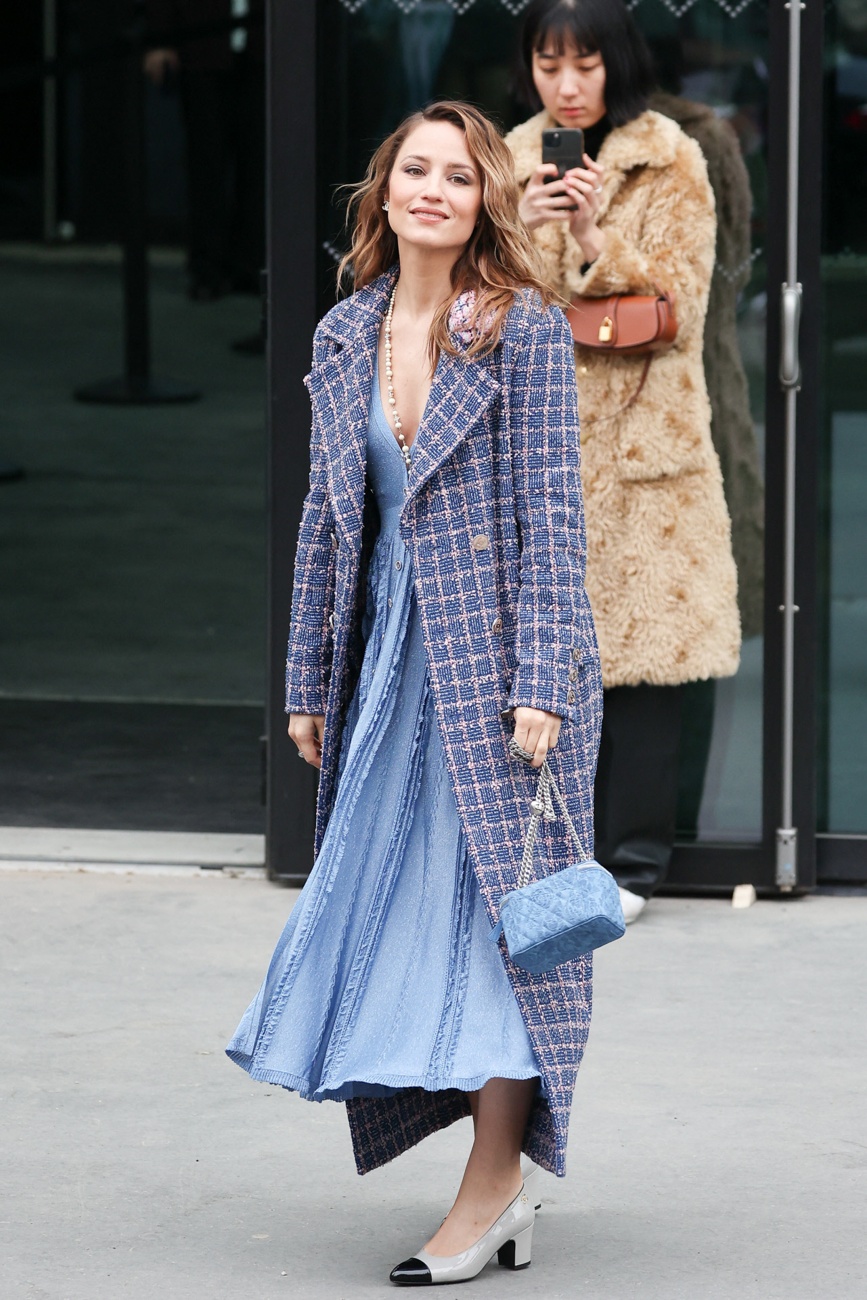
[506,305,591,723]
[284,334,338,716]
[561,135,716,349]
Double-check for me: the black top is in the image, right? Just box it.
[578,116,613,274]
[583,115,613,161]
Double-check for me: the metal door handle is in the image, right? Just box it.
[780,282,802,389]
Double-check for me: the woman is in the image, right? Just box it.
[506,0,741,922]
[227,101,602,1286]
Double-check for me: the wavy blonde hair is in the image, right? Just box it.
[337,101,557,359]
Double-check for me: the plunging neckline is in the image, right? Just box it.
[374,351,438,463]
[372,364,426,468]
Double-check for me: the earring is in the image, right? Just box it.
[382,201,390,211]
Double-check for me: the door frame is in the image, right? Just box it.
[264,0,320,883]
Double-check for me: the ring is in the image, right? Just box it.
[297,750,304,758]
[594,185,602,194]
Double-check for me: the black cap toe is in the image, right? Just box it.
[389,1257,433,1286]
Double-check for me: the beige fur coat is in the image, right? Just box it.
[505,110,741,687]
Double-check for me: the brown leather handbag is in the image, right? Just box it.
[565,291,677,354]
[565,290,678,421]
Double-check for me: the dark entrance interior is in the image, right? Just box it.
[0,5,266,835]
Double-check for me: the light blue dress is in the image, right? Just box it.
[227,373,539,1101]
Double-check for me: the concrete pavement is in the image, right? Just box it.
[3,868,865,1299]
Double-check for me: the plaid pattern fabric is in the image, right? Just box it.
[287,271,602,1178]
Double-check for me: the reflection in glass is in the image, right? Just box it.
[649,87,765,840]
[641,12,768,843]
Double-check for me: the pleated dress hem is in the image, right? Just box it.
[226,1054,539,1104]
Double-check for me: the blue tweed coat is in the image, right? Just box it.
[285,269,602,1177]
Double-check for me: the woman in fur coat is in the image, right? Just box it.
[506,0,741,922]
[227,101,603,1286]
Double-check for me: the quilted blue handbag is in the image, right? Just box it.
[491,740,625,974]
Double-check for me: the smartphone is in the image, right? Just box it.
[541,127,585,180]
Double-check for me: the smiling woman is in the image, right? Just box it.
[227,100,604,1287]
[377,120,484,448]
[338,101,554,365]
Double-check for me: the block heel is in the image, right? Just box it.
[390,1186,534,1285]
[497,1223,533,1270]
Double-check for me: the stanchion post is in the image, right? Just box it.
[75,0,200,405]
[43,0,58,242]
[124,0,151,389]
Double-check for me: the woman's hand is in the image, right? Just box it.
[518,163,576,232]
[288,714,326,769]
[563,154,607,264]
[513,707,562,769]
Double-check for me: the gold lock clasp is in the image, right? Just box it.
[598,315,613,343]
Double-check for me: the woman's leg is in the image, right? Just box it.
[424,1077,536,1257]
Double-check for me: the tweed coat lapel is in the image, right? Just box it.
[306,269,501,524]
[405,349,500,505]
[307,353,368,546]
[305,303,380,548]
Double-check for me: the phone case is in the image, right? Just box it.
[542,128,585,179]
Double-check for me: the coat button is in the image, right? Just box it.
[471,534,490,552]
[568,690,576,705]
[491,617,503,634]
[571,648,580,662]
[569,667,578,682]
[328,613,335,630]
[331,531,339,550]
[395,559,402,571]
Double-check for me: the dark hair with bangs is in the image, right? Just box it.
[515,0,655,127]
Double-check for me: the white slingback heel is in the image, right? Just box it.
[521,1159,543,1211]
[389,1185,535,1286]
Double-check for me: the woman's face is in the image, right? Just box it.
[386,121,483,256]
[532,33,607,130]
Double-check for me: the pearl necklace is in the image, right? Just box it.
[384,288,412,470]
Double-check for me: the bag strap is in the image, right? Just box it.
[508,738,585,888]
[580,354,652,427]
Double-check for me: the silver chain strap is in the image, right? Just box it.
[509,738,586,889]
